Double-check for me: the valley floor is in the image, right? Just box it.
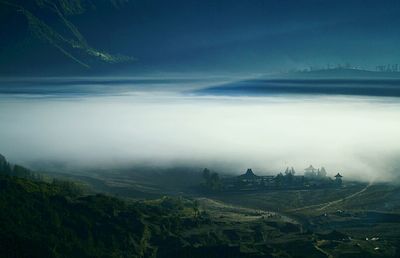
[56,168,400,257]
[2,161,400,257]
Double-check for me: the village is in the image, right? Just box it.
[202,165,343,192]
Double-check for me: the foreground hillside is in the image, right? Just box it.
[1,155,399,257]
[0,155,325,258]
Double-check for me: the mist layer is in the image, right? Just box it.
[0,90,399,182]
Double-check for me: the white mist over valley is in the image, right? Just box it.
[1,80,399,182]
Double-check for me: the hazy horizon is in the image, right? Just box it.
[1,78,400,183]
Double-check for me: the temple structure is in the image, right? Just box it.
[304,165,317,177]
[334,173,343,185]
[218,166,344,192]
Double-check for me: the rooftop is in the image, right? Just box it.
[238,168,258,179]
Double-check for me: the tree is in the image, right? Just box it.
[192,200,200,218]
[284,171,294,185]
[12,165,32,178]
[202,168,221,191]
[0,161,12,175]
[202,168,211,182]
[275,173,284,187]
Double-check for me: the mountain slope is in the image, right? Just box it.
[2,1,400,76]
[0,0,134,75]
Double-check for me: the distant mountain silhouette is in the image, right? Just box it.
[196,69,400,97]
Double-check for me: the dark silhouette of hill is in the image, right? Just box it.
[197,69,400,97]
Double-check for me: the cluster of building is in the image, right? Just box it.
[292,63,400,73]
[221,165,343,191]
[375,64,400,72]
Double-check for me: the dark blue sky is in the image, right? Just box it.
[86,0,400,73]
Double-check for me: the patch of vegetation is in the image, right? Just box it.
[1,154,399,257]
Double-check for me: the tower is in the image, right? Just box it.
[334,173,343,185]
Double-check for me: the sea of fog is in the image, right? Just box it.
[0,77,400,182]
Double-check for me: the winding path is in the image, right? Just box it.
[289,183,372,212]
[317,183,372,211]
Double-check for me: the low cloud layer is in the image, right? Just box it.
[0,93,400,182]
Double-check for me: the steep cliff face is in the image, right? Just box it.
[0,0,134,75]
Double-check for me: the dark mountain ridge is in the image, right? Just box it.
[2,0,400,76]
[196,69,400,97]
[0,0,134,75]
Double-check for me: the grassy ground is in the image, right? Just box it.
[46,169,400,257]
[197,182,400,257]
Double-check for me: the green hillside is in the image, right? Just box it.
[1,154,399,257]
[0,156,325,258]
